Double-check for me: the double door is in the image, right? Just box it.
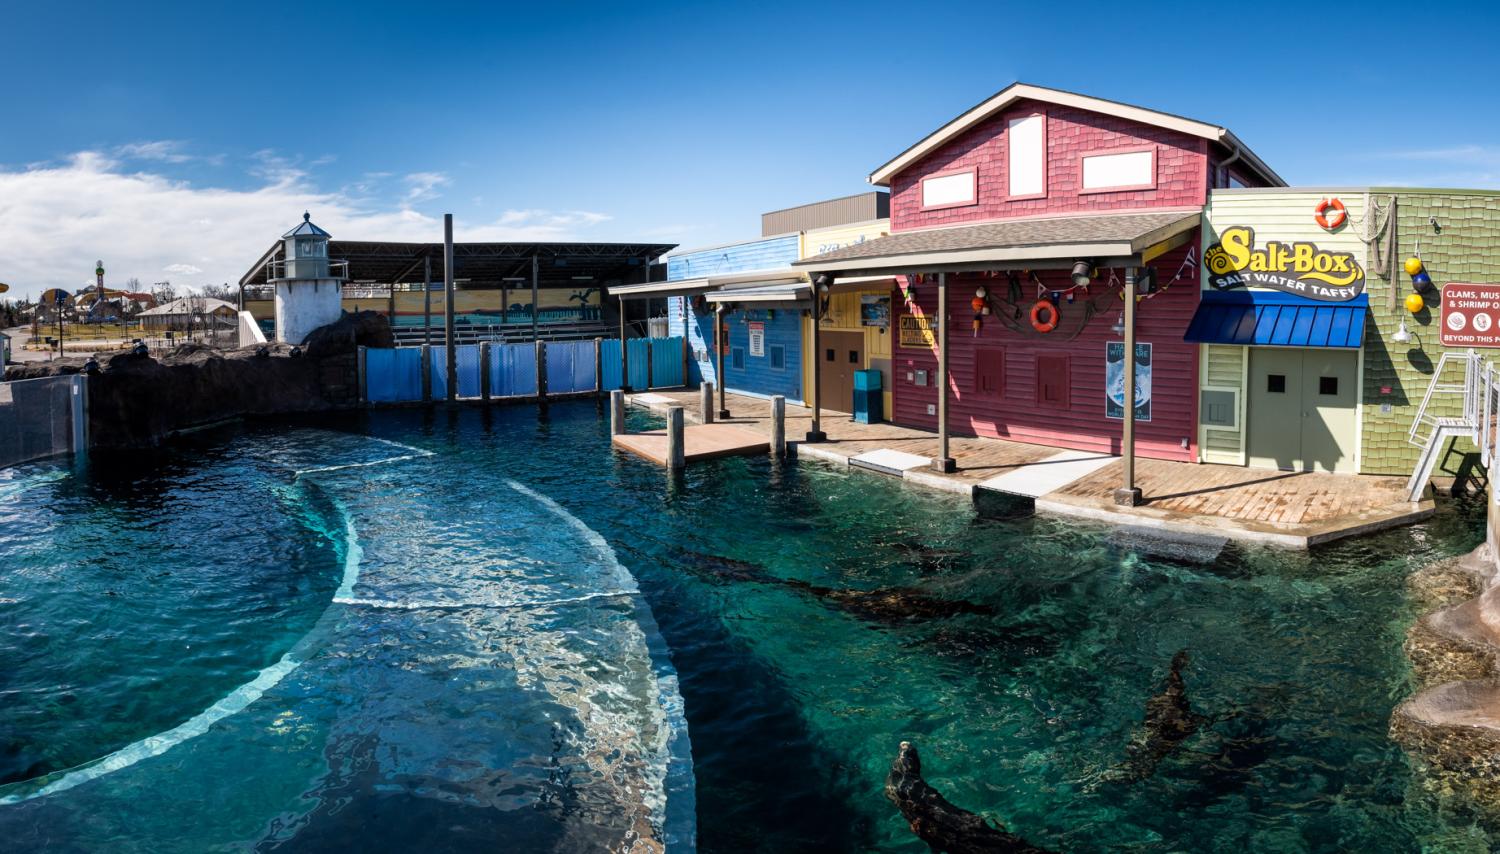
[1247,348,1358,473]
[818,331,864,414]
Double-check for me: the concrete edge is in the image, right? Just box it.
[902,468,976,497]
[1033,497,1310,549]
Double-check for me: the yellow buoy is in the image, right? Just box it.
[1404,257,1424,276]
[1405,293,1425,313]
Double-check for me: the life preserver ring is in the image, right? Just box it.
[1314,197,1347,231]
[1029,299,1058,333]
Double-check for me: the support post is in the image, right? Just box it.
[530,254,540,343]
[357,345,368,405]
[536,341,548,402]
[501,282,509,331]
[594,337,604,394]
[443,214,456,402]
[70,374,88,455]
[701,381,714,424]
[646,338,654,390]
[714,304,730,419]
[1114,267,1143,507]
[771,394,786,457]
[420,344,432,402]
[611,389,626,435]
[807,277,827,442]
[667,406,686,471]
[423,254,432,346]
[620,295,632,393]
[480,342,492,402]
[933,272,956,473]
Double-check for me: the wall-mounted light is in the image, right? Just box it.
[1392,320,1411,344]
[1070,260,1093,287]
[1111,312,1125,335]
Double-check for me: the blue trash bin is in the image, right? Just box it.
[853,369,883,424]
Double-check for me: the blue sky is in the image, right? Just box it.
[2,0,1498,300]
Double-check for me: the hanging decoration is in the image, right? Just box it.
[1405,292,1425,314]
[971,286,990,335]
[1314,197,1348,231]
[1405,255,1436,296]
[1029,299,1059,333]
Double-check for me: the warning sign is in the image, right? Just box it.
[748,321,765,357]
[1440,283,1500,348]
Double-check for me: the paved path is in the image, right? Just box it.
[625,388,1433,549]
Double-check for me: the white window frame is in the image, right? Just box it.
[1006,112,1047,200]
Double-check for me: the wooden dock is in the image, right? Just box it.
[611,423,769,466]
[623,389,1435,549]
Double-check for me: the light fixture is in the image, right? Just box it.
[1393,320,1411,344]
[1070,260,1093,287]
[1111,312,1125,335]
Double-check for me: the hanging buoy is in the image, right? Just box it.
[1404,257,1424,276]
[1029,299,1059,333]
[1405,293,1425,313]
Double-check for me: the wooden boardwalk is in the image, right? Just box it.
[611,423,768,466]
[625,389,1433,548]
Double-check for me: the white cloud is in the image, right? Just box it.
[116,140,225,167]
[0,151,614,301]
[403,171,450,204]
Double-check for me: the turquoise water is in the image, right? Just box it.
[0,401,1490,852]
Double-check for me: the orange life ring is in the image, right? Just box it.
[1314,197,1347,231]
[1029,299,1058,333]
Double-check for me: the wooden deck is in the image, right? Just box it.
[611,423,769,466]
[625,389,1434,548]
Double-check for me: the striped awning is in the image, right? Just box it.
[1185,291,1367,348]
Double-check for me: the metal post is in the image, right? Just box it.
[530,254,540,343]
[933,272,956,472]
[771,394,786,457]
[610,389,626,435]
[357,345,368,404]
[421,344,432,402]
[501,281,509,330]
[646,338,654,390]
[480,341,492,402]
[70,374,88,455]
[536,341,548,401]
[594,337,604,394]
[620,295,632,393]
[807,278,826,442]
[443,215,456,402]
[423,254,432,346]
[667,406,686,470]
[1115,267,1143,507]
[701,381,714,424]
[715,304,730,419]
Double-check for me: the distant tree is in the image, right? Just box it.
[152,281,177,304]
[124,276,143,293]
[199,283,235,302]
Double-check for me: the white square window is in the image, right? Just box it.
[1081,149,1155,191]
[921,170,975,209]
[1007,114,1045,197]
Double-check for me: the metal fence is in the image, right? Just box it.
[0,375,87,470]
[360,337,687,404]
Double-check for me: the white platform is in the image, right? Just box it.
[850,448,933,475]
[631,393,676,405]
[977,450,1118,498]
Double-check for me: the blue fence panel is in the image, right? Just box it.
[601,339,623,390]
[571,341,598,392]
[365,347,423,403]
[543,340,597,395]
[627,339,650,390]
[455,344,483,398]
[649,337,684,388]
[490,342,538,397]
[429,351,448,400]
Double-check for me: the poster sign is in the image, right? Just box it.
[899,313,937,348]
[1106,342,1152,421]
[861,295,890,328]
[748,321,765,357]
[1204,226,1364,301]
[1440,283,1500,347]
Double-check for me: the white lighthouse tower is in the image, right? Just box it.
[272,212,345,344]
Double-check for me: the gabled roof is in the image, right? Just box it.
[868,82,1284,188]
[282,212,332,239]
[138,297,238,316]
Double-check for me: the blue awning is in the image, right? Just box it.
[1184,291,1367,348]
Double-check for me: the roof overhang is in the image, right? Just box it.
[868,82,1284,187]
[703,279,810,304]
[793,211,1200,278]
[612,268,810,299]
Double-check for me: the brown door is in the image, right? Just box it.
[818,331,863,413]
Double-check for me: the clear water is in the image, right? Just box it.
[0,401,1490,852]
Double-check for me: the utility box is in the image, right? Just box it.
[853,369,883,424]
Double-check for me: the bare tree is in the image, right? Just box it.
[152,281,177,304]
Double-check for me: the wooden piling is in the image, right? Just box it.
[611,389,626,435]
[771,394,786,457]
[701,382,715,424]
[666,406,686,470]
[357,345,368,405]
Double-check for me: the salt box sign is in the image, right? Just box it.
[1440,283,1500,347]
[1204,226,1365,301]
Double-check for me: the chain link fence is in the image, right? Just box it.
[0,375,86,469]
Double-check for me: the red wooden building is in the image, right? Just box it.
[796,83,1282,469]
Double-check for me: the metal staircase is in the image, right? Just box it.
[1406,349,1498,501]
